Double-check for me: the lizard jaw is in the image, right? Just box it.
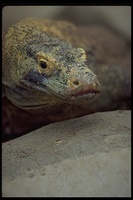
[67,80,101,104]
[20,69,101,106]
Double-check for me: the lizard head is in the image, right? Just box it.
[3,25,101,109]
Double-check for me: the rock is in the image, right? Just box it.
[2,110,131,197]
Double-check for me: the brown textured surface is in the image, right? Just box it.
[2,97,50,142]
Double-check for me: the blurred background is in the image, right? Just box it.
[2,6,131,39]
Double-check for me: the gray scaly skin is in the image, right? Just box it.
[2,18,131,141]
[2,18,100,110]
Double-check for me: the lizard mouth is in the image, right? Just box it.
[67,81,101,104]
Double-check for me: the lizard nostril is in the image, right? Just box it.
[67,78,81,89]
[72,80,80,86]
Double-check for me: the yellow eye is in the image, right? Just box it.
[36,52,56,75]
[38,59,49,74]
[39,60,48,69]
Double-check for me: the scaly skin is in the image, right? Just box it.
[2,18,131,141]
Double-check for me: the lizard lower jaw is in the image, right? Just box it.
[70,92,100,104]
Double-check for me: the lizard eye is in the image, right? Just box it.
[39,60,48,69]
[36,53,55,75]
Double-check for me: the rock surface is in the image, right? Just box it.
[2,110,131,197]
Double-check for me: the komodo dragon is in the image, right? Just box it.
[2,18,131,142]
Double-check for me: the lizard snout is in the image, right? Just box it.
[66,75,101,104]
[67,76,101,93]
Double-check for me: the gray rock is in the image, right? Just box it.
[2,110,131,197]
